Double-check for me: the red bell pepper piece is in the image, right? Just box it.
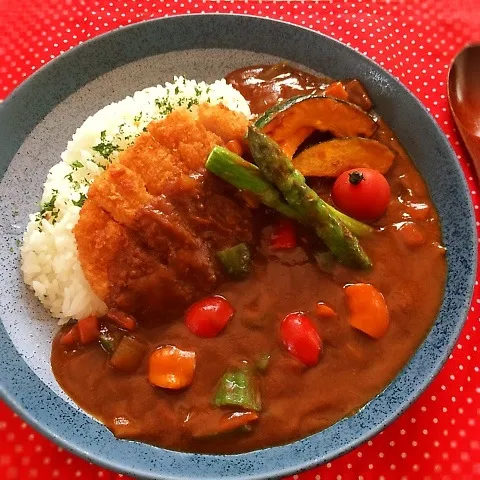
[270,220,296,250]
[77,315,100,344]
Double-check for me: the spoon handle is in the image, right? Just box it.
[457,126,480,179]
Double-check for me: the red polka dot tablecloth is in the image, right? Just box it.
[0,0,479,479]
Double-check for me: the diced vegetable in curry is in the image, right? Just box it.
[51,63,446,454]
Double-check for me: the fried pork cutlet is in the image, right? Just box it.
[74,104,252,320]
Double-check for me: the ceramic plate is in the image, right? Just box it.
[0,14,476,480]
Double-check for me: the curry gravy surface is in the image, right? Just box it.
[51,64,447,454]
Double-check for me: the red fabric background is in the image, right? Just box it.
[0,1,479,479]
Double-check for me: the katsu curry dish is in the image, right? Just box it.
[21,63,446,453]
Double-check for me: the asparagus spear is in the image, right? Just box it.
[206,146,303,222]
[246,126,372,269]
[206,146,373,237]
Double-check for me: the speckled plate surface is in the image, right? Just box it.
[0,14,476,480]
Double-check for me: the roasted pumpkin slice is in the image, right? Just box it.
[255,95,377,158]
[293,138,395,177]
[282,126,315,158]
[254,94,315,130]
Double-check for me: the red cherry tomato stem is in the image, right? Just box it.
[332,168,391,222]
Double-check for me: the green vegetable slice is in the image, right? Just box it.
[110,336,146,372]
[255,354,271,372]
[217,243,252,279]
[214,367,261,411]
[99,326,119,354]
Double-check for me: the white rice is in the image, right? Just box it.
[21,77,251,323]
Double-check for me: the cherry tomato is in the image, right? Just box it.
[185,295,234,337]
[280,312,322,367]
[270,219,297,250]
[332,168,391,222]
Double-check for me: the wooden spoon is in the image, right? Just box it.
[448,43,480,178]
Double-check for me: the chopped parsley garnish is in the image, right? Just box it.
[186,97,199,109]
[92,130,120,159]
[71,160,84,170]
[39,189,59,224]
[174,86,180,95]
[65,172,74,182]
[134,112,143,122]
[72,192,87,208]
[155,98,175,115]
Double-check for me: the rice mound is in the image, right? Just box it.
[21,77,251,323]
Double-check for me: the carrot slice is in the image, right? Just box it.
[344,283,389,339]
[324,81,349,101]
[106,309,137,331]
[148,345,196,390]
[59,325,79,345]
[315,302,336,318]
[217,411,259,434]
[77,316,100,344]
[191,410,259,438]
[225,139,244,156]
[397,222,425,248]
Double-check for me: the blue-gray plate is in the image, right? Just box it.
[0,14,476,480]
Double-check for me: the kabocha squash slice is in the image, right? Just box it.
[281,126,315,158]
[254,94,316,130]
[254,94,378,158]
[293,137,395,177]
